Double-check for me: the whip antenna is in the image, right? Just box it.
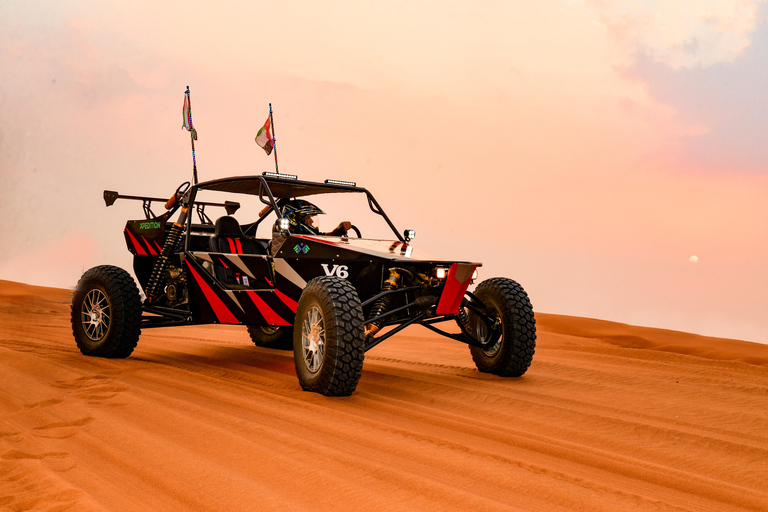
[182,86,199,184]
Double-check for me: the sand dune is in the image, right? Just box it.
[1,280,766,511]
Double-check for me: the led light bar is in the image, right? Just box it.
[263,172,298,180]
[324,179,357,187]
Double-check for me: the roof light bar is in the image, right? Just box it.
[263,172,298,180]
[324,179,357,187]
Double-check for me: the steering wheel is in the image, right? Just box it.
[348,225,362,238]
[165,181,191,210]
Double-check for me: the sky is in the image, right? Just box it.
[1,0,767,343]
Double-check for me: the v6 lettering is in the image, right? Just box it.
[321,264,349,279]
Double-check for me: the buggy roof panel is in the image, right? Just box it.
[196,175,364,199]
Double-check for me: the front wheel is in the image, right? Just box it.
[468,278,536,377]
[293,276,365,396]
[71,265,142,358]
[247,325,292,350]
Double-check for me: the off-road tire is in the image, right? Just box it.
[293,276,365,396]
[71,265,142,358]
[468,277,536,377]
[247,326,293,350]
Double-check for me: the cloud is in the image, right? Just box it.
[589,0,764,69]
[621,2,768,174]
[585,1,768,174]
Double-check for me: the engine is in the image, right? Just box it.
[163,265,188,308]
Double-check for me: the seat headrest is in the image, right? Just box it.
[214,216,243,237]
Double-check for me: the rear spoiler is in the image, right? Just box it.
[103,190,240,222]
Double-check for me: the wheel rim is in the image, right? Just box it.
[81,288,111,341]
[476,308,502,357]
[301,305,325,373]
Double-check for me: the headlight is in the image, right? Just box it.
[276,217,290,231]
[431,267,447,279]
[431,267,477,281]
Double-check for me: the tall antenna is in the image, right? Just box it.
[182,86,199,184]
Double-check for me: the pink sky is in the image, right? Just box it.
[1,0,767,342]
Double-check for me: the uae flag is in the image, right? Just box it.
[182,94,197,140]
[255,117,273,155]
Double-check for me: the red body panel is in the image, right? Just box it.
[186,262,239,324]
[435,263,478,316]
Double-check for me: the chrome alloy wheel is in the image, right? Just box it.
[81,289,111,341]
[301,305,325,373]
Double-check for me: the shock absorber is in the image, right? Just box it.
[146,202,191,301]
[365,269,402,337]
[456,305,471,331]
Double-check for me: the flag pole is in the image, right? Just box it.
[185,86,199,184]
[269,103,278,174]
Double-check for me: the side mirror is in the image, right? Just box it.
[404,229,416,242]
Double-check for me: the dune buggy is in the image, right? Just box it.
[71,172,536,396]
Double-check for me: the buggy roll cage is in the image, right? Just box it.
[105,173,404,241]
[187,173,406,242]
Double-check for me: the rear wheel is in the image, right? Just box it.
[71,265,142,358]
[468,278,536,377]
[247,325,292,350]
[293,276,365,396]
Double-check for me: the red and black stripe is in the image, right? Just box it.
[185,259,241,324]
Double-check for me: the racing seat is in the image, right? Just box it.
[209,216,264,255]
[208,216,268,288]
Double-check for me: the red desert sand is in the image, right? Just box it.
[1,279,766,511]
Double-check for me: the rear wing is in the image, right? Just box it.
[103,190,240,224]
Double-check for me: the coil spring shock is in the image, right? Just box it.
[146,205,190,301]
[456,305,471,334]
[365,269,402,337]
